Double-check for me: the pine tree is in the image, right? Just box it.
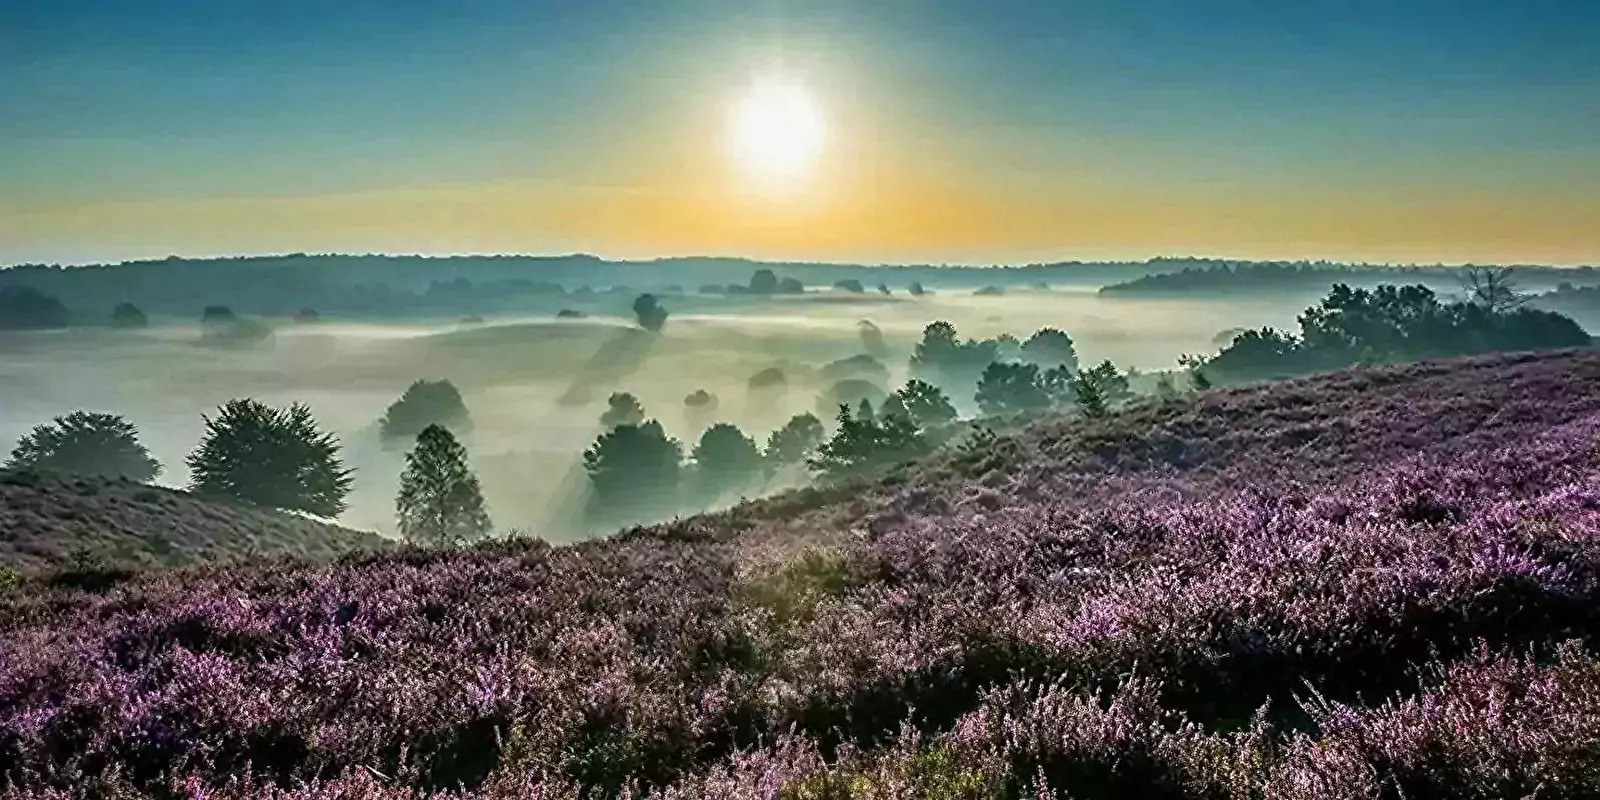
[187,399,353,516]
[396,424,492,546]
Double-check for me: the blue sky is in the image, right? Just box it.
[3,0,1598,264]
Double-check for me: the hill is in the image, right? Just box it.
[0,470,383,572]
[4,349,1600,797]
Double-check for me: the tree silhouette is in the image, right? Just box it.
[600,392,646,428]
[6,411,161,482]
[975,362,1051,415]
[582,420,682,523]
[1068,361,1130,418]
[765,412,825,467]
[0,286,70,330]
[1458,265,1528,314]
[380,379,471,444]
[857,320,888,357]
[832,279,865,293]
[749,269,779,294]
[1021,328,1079,372]
[692,423,763,499]
[396,424,491,546]
[808,402,930,480]
[633,294,669,332]
[110,303,148,329]
[187,399,353,516]
[891,379,957,427]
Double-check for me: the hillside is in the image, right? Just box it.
[4,349,1600,798]
[0,470,383,572]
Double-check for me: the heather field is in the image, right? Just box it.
[4,349,1600,799]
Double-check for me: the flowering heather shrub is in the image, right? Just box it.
[4,349,1600,798]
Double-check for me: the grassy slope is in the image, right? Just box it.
[0,471,383,572]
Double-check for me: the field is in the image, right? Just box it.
[3,348,1599,798]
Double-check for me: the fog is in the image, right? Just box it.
[0,288,1301,538]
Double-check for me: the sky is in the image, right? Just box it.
[3,0,1598,266]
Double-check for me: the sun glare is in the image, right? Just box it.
[728,79,825,185]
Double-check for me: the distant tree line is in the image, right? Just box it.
[1190,278,1592,385]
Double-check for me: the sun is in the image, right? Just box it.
[728,79,825,185]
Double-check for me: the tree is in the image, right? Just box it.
[833,279,865,293]
[110,303,148,329]
[199,305,272,346]
[380,379,472,444]
[892,379,957,427]
[877,283,891,295]
[6,412,161,482]
[777,277,805,293]
[0,286,70,329]
[582,420,682,522]
[909,320,1000,398]
[396,425,491,546]
[693,423,763,499]
[1071,373,1109,418]
[187,399,353,516]
[600,392,646,428]
[975,362,1051,415]
[765,413,825,467]
[1021,328,1079,372]
[908,282,928,296]
[808,403,930,481]
[749,269,779,294]
[1458,265,1528,314]
[633,293,669,332]
[1069,361,1131,418]
[858,319,887,357]
[747,367,787,392]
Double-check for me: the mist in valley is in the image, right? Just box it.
[0,286,1301,539]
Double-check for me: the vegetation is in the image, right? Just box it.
[891,378,958,427]
[0,285,70,329]
[809,401,930,480]
[109,302,148,328]
[765,412,826,468]
[974,362,1051,415]
[9,351,1600,795]
[5,411,161,482]
[1196,282,1591,384]
[582,420,683,524]
[632,293,669,332]
[379,379,472,444]
[186,399,354,516]
[1019,327,1078,371]
[599,391,647,428]
[395,424,492,546]
[691,422,763,500]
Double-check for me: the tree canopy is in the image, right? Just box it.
[600,392,647,428]
[633,294,669,332]
[187,399,353,517]
[0,286,70,330]
[765,412,825,467]
[1020,328,1079,372]
[692,423,763,500]
[975,362,1052,415]
[379,380,472,444]
[5,411,161,482]
[582,420,682,524]
[396,424,491,546]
